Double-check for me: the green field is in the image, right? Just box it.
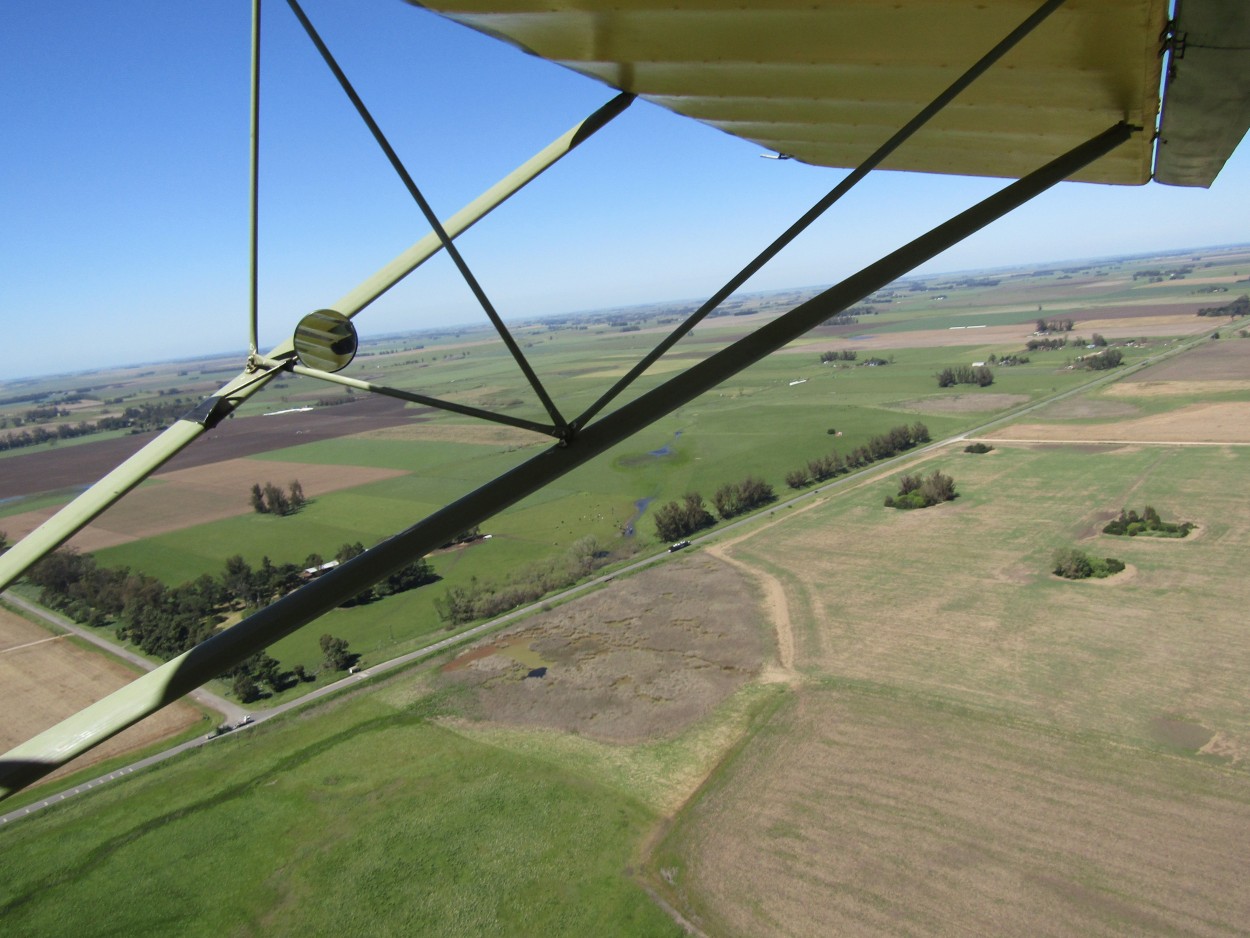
[3,248,1247,934]
[0,682,682,937]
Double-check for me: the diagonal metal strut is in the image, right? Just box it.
[0,121,1136,799]
[573,0,1071,430]
[287,0,570,433]
[0,93,633,596]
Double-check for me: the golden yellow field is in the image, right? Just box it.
[0,605,203,783]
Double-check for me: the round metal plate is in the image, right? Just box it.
[293,309,358,373]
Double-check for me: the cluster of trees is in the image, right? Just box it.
[0,420,100,452]
[1197,294,1249,317]
[319,634,354,671]
[327,541,437,606]
[987,353,1029,366]
[250,480,307,516]
[0,398,195,452]
[819,349,857,363]
[28,549,228,656]
[964,442,993,454]
[785,423,931,489]
[822,305,879,326]
[713,476,776,520]
[439,527,481,549]
[884,470,957,510]
[1026,337,1069,351]
[1075,348,1123,370]
[1133,267,1192,281]
[25,540,431,696]
[653,493,716,543]
[1036,318,1075,333]
[1103,506,1194,538]
[435,536,612,626]
[1052,548,1124,580]
[937,364,993,388]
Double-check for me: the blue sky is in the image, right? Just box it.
[2,1,1248,380]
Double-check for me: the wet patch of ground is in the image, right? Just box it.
[438,554,768,743]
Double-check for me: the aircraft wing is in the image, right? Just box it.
[410,0,1249,187]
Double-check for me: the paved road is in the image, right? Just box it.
[0,325,1221,828]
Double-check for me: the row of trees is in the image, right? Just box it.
[0,398,195,452]
[1036,317,1075,333]
[884,470,957,509]
[713,476,776,520]
[785,422,931,490]
[25,539,431,696]
[1075,348,1123,370]
[1026,337,1070,351]
[819,349,857,362]
[1197,294,1248,317]
[250,479,308,516]
[937,364,993,388]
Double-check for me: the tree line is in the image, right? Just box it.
[1197,294,1249,317]
[0,398,195,452]
[25,541,434,698]
[1075,348,1123,370]
[785,422,931,490]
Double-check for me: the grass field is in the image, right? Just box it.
[3,248,1247,934]
[0,681,686,938]
[653,439,1250,935]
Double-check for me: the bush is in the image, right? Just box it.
[885,470,957,510]
[964,442,993,454]
[1052,548,1093,579]
[1053,548,1124,579]
[1103,506,1194,538]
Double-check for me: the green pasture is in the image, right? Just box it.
[0,687,681,938]
[90,337,1120,662]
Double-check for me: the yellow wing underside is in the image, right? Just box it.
[412,0,1166,185]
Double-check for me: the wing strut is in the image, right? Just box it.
[0,120,1136,799]
[0,91,634,595]
[287,0,569,434]
[573,0,1070,429]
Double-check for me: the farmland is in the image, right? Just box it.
[2,245,1249,933]
[653,363,1250,933]
[0,603,205,785]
